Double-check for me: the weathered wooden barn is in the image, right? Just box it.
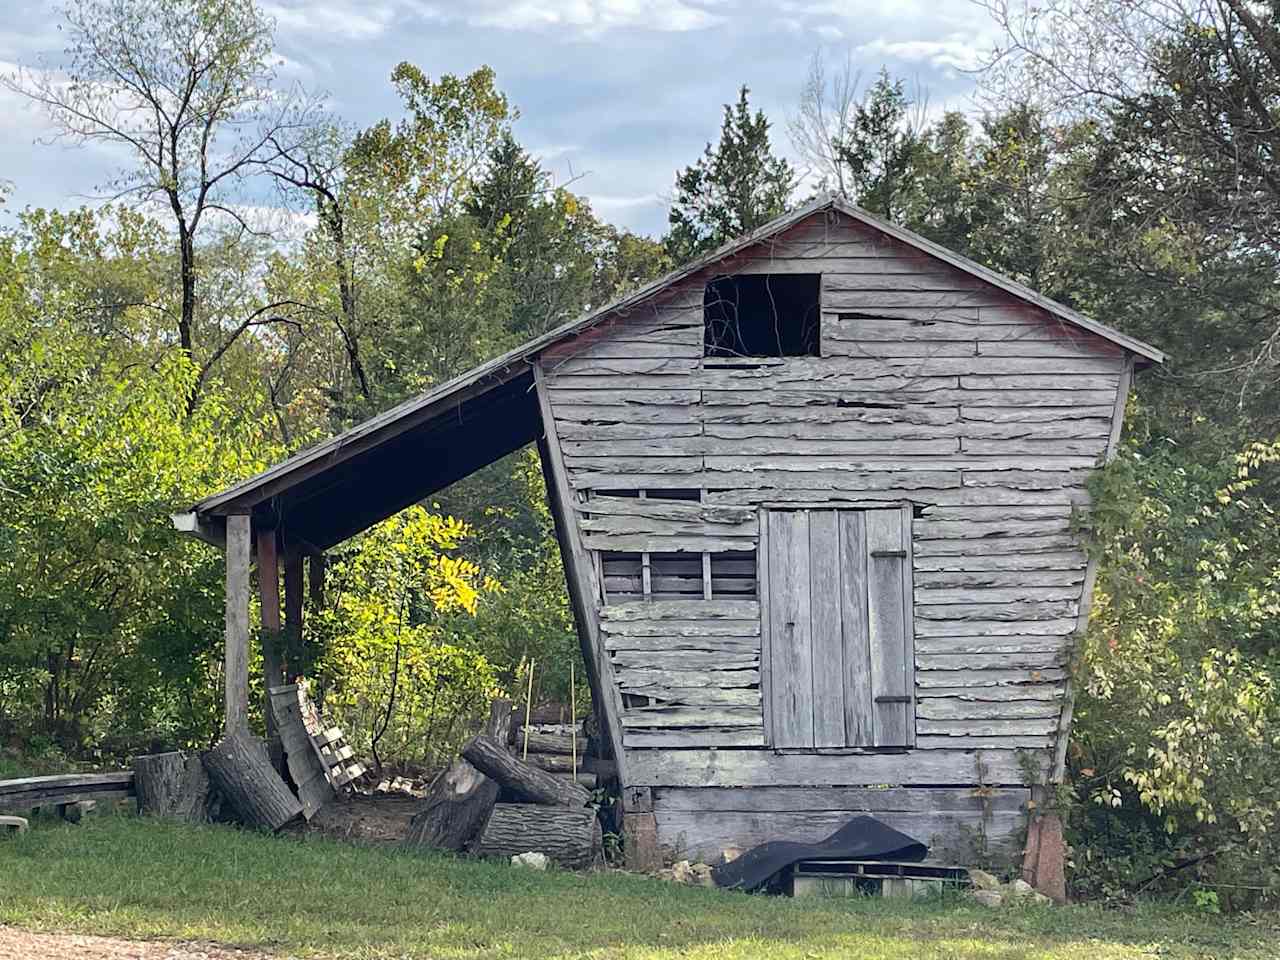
[176,194,1164,867]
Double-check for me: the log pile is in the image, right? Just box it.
[407,701,604,870]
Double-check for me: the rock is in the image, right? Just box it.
[716,846,742,867]
[510,851,549,870]
[690,863,715,887]
[60,800,96,824]
[669,859,693,884]
[1008,878,1035,899]
[1032,891,1052,906]
[0,815,29,835]
[972,889,1003,908]
[968,869,1000,891]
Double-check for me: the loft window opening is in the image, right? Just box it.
[704,273,820,358]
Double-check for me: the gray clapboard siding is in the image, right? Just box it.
[961,405,1118,422]
[624,728,767,748]
[916,667,1068,688]
[627,749,1046,787]
[916,735,1055,749]
[914,636,1072,654]
[599,618,760,637]
[916,698,1060,720]
[618,686,761,707]
[915,618,1078,638]
[652,785,1028,814]
[916,682,1066,701]
[532,201,1141,803]
[918,718,1060,736]
[916,585,1081,603]
[617,668,761,688]
[621,706,762,728]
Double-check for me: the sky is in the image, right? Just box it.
[0,0,1002,238]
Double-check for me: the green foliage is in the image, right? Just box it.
[665,86,795,263]
[310,506,501,770]
[0,208,279,750]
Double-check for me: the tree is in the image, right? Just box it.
[834,69,927,221]
[5,0,319,409]
[665,86,795,263]
[982,0,1280,408]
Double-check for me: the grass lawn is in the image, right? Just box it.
[1,815,1276,959]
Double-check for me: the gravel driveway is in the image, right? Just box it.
[0,928,282,960]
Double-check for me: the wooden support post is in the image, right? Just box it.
[257,528,284,736]
[225,514,252,735]
[283,549,304,681]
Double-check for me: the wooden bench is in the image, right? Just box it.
[0,771,135,817]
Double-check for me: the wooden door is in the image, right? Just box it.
[764,507,915,749]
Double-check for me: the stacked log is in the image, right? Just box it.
[407,704,605,870]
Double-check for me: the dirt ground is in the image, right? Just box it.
[0,928,279,960]
[291,790,421,844]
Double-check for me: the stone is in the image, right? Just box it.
[1008,878,1035,900]
[0,815,29,835]
[60,800,96,824]
[689,863,715,887]
[968,869,1000,891]
[511,852,549,870]
[669,859,693,884]
[1032,892,1052,906]
[972,889,1003,908]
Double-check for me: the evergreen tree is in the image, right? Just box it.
[665,86,795,263]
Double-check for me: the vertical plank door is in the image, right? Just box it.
[766,510,814,748]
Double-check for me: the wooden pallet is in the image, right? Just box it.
[269,682,366,818]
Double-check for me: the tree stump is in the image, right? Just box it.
[135,752,220,823]
[469,803,602,869]
[202,730,302,831]
[134,752,184,817]
[406,699,512,852]
[461,735,589,808]
[407,759,498,852]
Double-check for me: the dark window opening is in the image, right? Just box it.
[704,273,820,358]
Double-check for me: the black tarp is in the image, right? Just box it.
[711,816,928,892]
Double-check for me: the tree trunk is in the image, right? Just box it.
[523,753,580,773]
[461,735,590,808]
[202,730,302,831]
[405,699,513,852]
[469,803,602,869]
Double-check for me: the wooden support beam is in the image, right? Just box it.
[283,548,304,681]
[532,361,628,788]
[225,514,252,735]
[257,528,284,736]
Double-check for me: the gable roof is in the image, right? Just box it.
[177,193,1164,547]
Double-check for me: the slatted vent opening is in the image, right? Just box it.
[591,489,757,603]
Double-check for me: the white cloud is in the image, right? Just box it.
[412,0,723,35]
[261,2,396,41]
[855,35,985,72]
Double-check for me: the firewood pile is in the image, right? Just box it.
[406,699,606,869]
